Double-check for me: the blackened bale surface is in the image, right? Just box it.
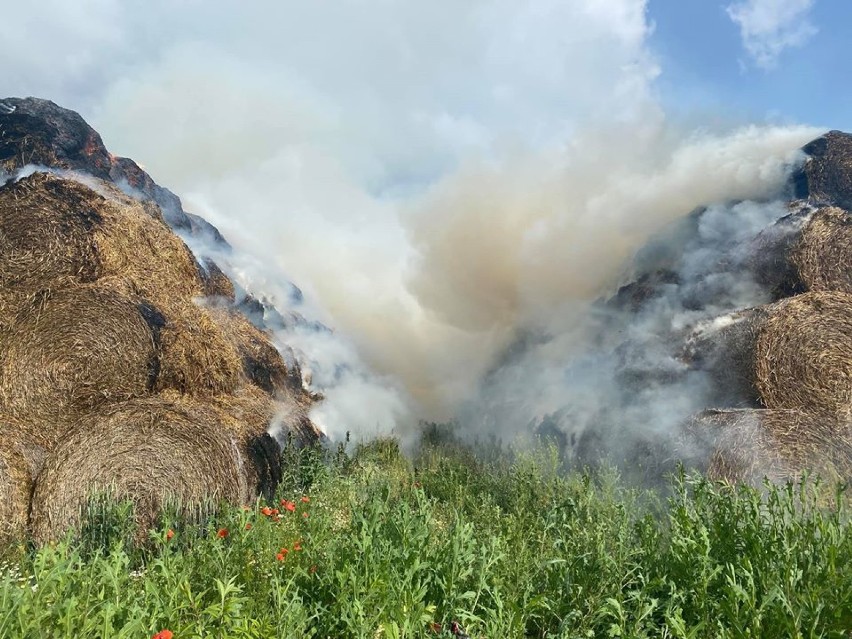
[794,131,852,211]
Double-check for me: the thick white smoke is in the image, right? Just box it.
[0,1,824,443]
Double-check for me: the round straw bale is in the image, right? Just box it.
[682,409,852,485]
[0,172,208,311]
[208,306,303,397]
[790,207,852,293]
[154,300,243,396]
[755,291,852,415]
[0,283,158,427]
[29,397,250,545]
[0,173,102,295]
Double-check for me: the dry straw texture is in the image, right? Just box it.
[210,306,303,397]
[791,206,852,293]
[200,258,236,301]
[0,417,53,544]
[685,409,852,485]
[0,282,158,427]
[755,291,852,416]
[154,300,243,396]
[29,397,250,544]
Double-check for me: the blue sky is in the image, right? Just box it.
[649,0,852,130]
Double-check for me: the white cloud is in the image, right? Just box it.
[726,0,818,69]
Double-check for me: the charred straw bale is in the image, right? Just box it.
[0,282,158,427]
[683,409,852,485]
[793,131,852,211]
[755,291,852,416]
[29,397,251,545]
[154,300,243,397]
[750,206,852,299]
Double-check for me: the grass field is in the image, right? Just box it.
[1,437,850,638]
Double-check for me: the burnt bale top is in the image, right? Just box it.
[0,97,226,244]
[793,130,852,210]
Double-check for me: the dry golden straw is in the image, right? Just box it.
[29,397,251,544]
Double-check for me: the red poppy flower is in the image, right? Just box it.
[300,496,310,503]
[279,547,289,555]
[276,552,286,562]
[293,541,302,551]
[152,630,173,639]
[261,506,273,517]
[244,523,252,531]
[165,529,174,541]
[271,508,280,516]
[283,501,296,512]
[217,528,228,538]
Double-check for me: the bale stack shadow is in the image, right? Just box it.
[0,171,320,545]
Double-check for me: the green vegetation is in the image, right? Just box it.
[0,437,850,638]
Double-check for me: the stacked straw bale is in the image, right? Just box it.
[790,207,852,293]
[754,291,852,416]
[0,170,320,543]
[29,397,250,544]
[0,282,159,427]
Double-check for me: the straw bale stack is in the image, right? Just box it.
[29,397,250,544]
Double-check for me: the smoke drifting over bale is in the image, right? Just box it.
[684,409,852,485]
[2,1,851,488]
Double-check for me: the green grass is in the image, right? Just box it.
[0,437,850,638]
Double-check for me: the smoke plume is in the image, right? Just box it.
[0,1,824,446]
